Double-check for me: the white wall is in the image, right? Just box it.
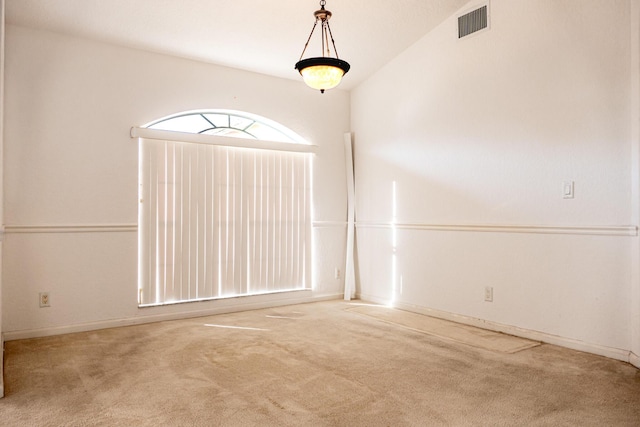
[2,25,350,338]
[5,2,639,367]
[351,0,637,361]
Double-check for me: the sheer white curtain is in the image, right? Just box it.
[137,133,312,306]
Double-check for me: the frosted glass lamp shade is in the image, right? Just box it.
[295,57,351,93]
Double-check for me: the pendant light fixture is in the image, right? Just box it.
[295,0,350,93]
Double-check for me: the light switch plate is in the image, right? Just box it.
[563,181,574,199]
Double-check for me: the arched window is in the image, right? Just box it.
[133,110,313,306]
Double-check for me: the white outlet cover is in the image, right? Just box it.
[484,287,493,302]
[39,292,51,307]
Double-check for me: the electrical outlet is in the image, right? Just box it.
[334,268,341,279]
[484,286,493,302]
[39,292,51,308]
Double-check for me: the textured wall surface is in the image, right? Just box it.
[351,0,637,359]
[2,25,350,336]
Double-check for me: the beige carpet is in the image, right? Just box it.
[1,300,639,426]
[346,304,540,353]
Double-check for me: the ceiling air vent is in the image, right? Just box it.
[458,4,489,39]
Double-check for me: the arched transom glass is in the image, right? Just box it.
[145,110,300,144]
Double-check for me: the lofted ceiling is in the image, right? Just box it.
[5,0,469,91]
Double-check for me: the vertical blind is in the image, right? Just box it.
[138,136,312,306]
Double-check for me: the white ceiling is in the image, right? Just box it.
[5,0,469,90]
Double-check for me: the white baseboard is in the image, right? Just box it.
[358,293,632,364]
[6,290,636,370]
[631,352,640,369]
[4,292,343,341]
[0,332,3,398]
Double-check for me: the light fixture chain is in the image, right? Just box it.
[322,21,327,56]
[325,21,340,59]
[298,19,319,61]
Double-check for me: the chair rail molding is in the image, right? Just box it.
[4,224,137,234]
[355,221,638,237]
